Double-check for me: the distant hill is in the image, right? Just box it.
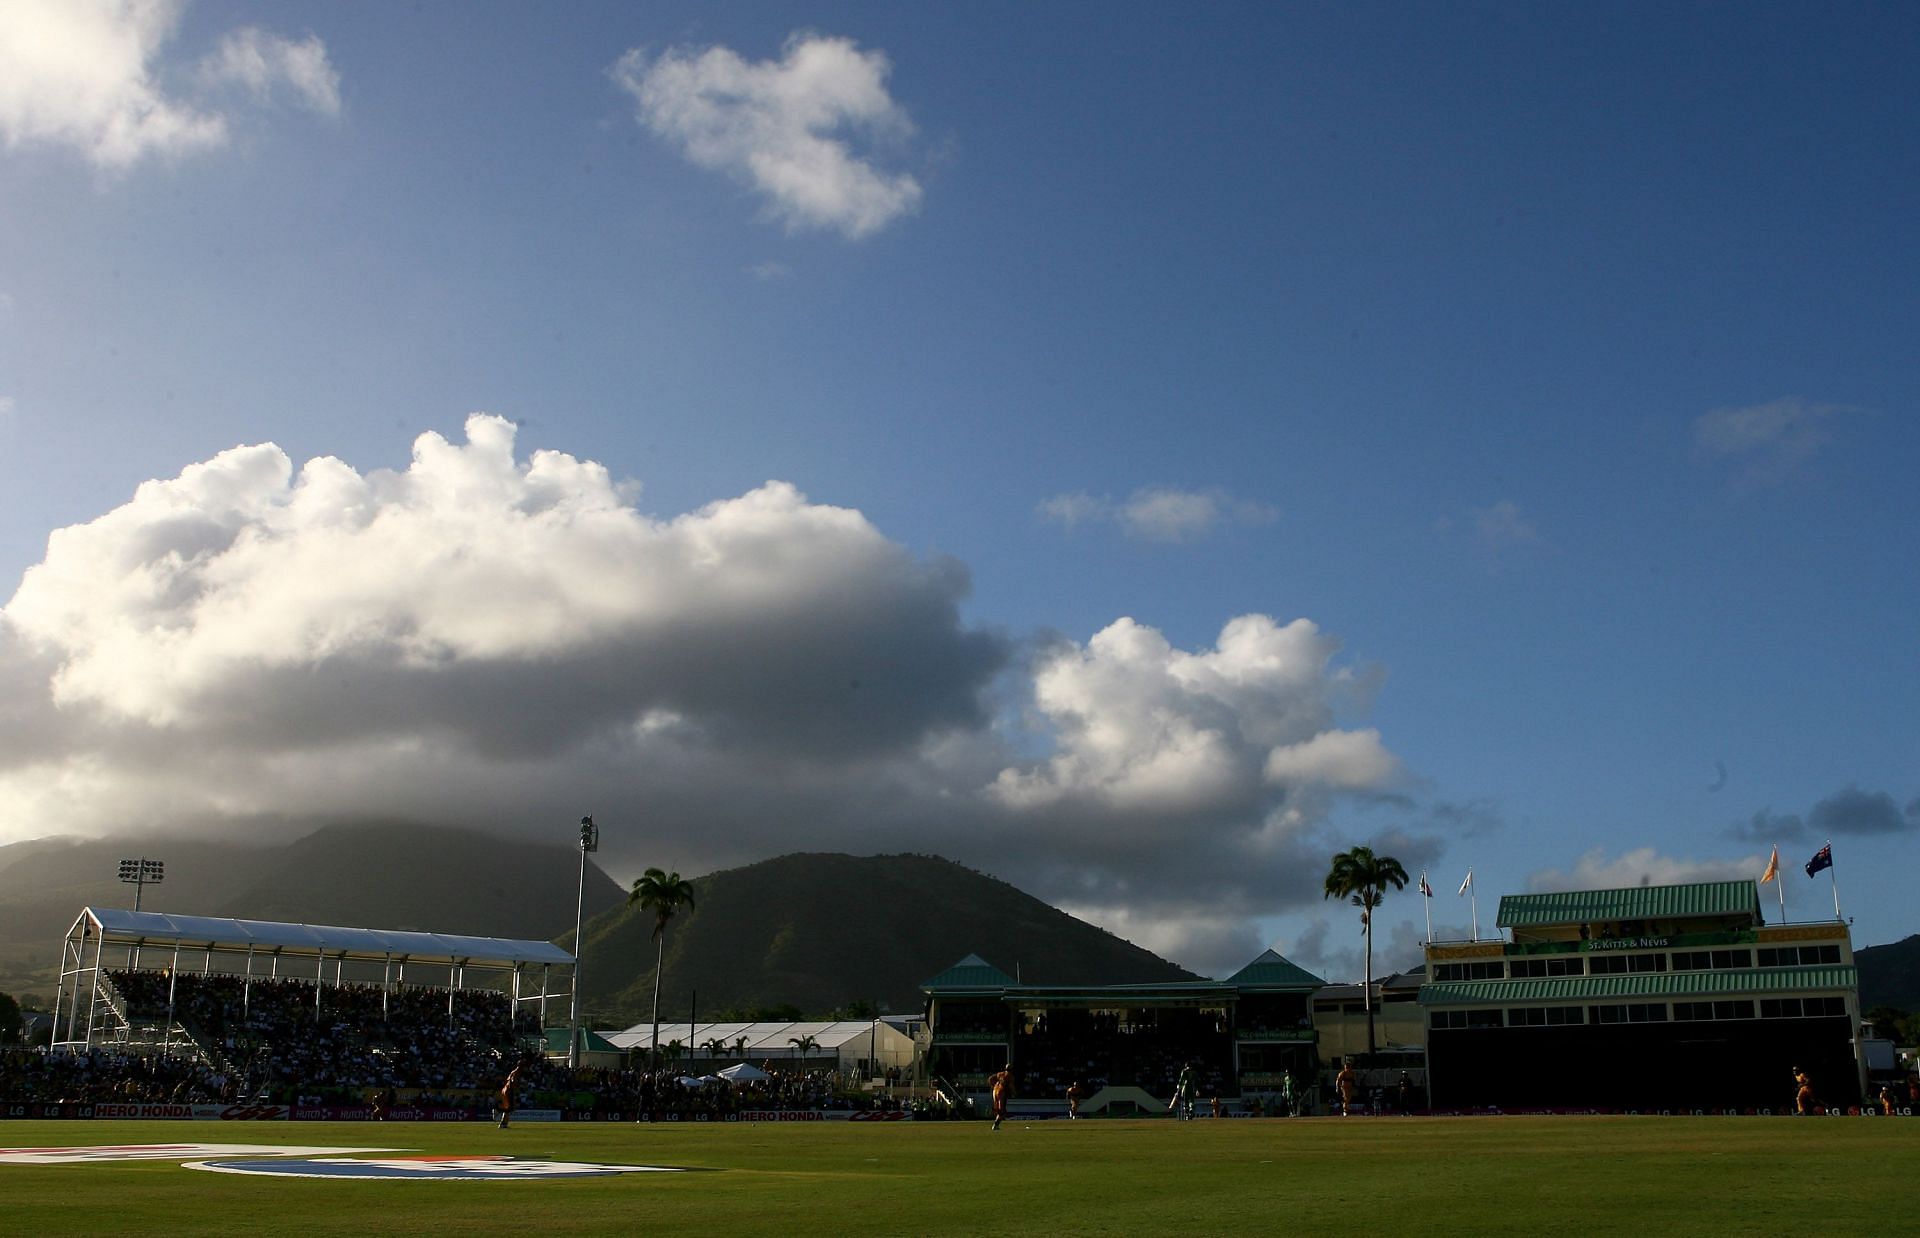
[571,852,1197,1027]
[0,823,625,1001]
[1857,934,1920,1012]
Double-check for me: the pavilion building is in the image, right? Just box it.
[1420,880,1860,1111]
[921,949,1323,1111]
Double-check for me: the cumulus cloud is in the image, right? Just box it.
[1528,847,1767,892]
[1693,397,1850,482]
[612,33,922,239]
[991,614,1394,814]
[0,0,336,169]
[1038,487,1277,543]
[0,417,1437,974]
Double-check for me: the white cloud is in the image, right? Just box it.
[1471,499,1544,551]
[0,0,336,169]
[1036,491,1107,529]
[1528,847,1767,893]
[0,396,15,418]
[991,614,1392,814]
[1058,905,1265,980]
[0,419,1433,975]
[1693,397,1848,482]
[0,0,225,167]
[1038,486,1276,543]
[1264,728,1400,790]
[199,27,340,116]
[1119,488,1221,543]
[612,33,922,239]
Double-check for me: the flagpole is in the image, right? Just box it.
[1774,843,1786,924]
[1421,871,1433,944]
[1471,887,1479,942]
[1827,841,1841,920]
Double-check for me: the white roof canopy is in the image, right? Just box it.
[605,1019,904,1054]
[79,907,575,969]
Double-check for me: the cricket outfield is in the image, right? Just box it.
[0,1116,1914,1235]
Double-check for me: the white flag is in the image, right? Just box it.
[1458,869,1474,896]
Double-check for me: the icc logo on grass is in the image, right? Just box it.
[185,1156,687,1181]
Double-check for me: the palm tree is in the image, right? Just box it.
[789,1033,820,1061]
[630,867,696,1072]
[1323,844,1409,1059]
[733,1035,750,1060]
[663,1038,685,1065]
[702,1036,728,1062]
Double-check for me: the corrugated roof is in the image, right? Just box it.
[1419,965,1855,1006]
[82,907,574,967]
[1223,949,1325,989]
[1495,881,1761,928]
[921,954,1016,989]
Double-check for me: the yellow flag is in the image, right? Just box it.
[1760,846,1780,885]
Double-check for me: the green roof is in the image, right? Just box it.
[1223,949,1325,989]
[1419,965,1855,1006]
[542,1026,623,1054]
[1496,881,1761,929]
[922,954,1017,990]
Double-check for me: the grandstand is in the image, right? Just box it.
[45,906,571,1103]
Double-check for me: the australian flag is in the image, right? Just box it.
[1804,844,1833,878]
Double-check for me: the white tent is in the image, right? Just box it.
[716,1061,769,1082]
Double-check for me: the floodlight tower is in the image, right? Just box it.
[570,816,599,1068]
[118,857,164,911]
[118,856,163,969]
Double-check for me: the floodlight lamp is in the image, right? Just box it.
[579,816,599,853]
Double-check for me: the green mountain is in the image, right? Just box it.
[572,851,1197,1027]
[0,823,625,1002]
[1857,934,1920,1013]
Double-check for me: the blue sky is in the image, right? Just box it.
[0,2,1914,979]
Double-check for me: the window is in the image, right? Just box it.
[1628,953,1666,973]
[1510,956,1583,979]
[1674,1002,1712,1021]
[1627,1003,1668,1022]
[1760,998,1802,1019]
[1510,1006,1546,1026]
[1806,995,1845,1017]
[1590,956,1627,975]
[1713,1000,1753,1020]
[1434,960,1503,982]
[1431,1010,1467,1029]
[1465,1009,1503,1028]
[1546,1005,1583,1025]
[1592,1004,1626,1024]
[1758,944,1843,967]
[1671,949,1749,971]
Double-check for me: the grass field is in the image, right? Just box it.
[1,1116,1916,1235]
